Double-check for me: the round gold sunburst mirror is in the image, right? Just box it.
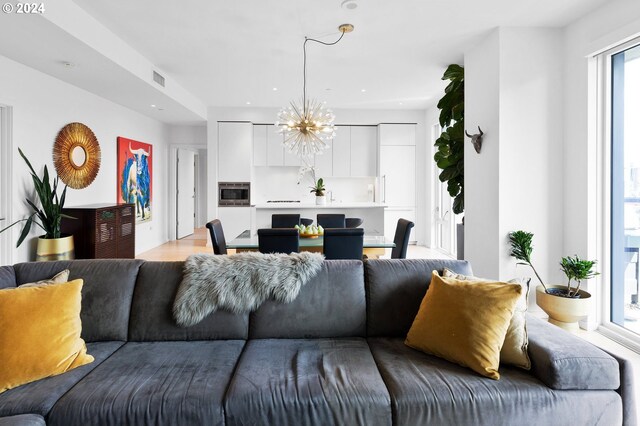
[53,122,101,189]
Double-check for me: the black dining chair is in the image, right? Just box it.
[317,214,346,229]
[258,228,300,254]
[323,228,364,260]
[391,218,415,259]
[300,218,314,227]
[345,218,363,228]
[271,214,301,228]
[206,219,227,255]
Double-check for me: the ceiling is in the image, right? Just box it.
[69,0,607,111]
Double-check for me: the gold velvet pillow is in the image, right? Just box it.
[405,272,523,380]
[20,269,70,288]
[0,279,94,393]
[442,268,531,370]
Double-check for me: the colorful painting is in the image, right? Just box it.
[117,137,152,223]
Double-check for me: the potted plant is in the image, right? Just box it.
[0,148,75,261]
[310,178,326,205]
[508,230,597,331]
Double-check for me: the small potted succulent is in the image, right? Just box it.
[0,148,75,261]
[508,230,598,331]
[310,178,326,205]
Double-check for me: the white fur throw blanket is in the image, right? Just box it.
[173,252,324,327]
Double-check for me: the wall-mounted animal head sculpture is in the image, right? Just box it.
[465,126,484,154]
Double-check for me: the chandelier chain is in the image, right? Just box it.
[303,29,347,109]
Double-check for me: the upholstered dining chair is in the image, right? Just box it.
[391,218,415,259]
[258,228,300,254]
[345,218,363,228]
[271,214,301,229]
[206,219,227,255]
[323,228,364,260]
[317,214,346,229]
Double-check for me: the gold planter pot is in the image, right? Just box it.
[536,285,591,332]
[36,234,75,261]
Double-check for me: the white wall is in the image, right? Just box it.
[207,107,430,244]
[0,55,170,263]
[464,28,565,291]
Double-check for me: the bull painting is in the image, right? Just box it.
[117,137,153,223]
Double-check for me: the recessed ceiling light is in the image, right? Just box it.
[246,101,251,105]
[150,104,156,108]
[399,102,404,105]
[341,0,358,10]
[325,88,332,91]
[61,61,75,68]
[157,107,164,111]
[272,87,278,91]
[361,89,367,93]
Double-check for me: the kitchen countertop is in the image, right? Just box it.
[254,202,387,209]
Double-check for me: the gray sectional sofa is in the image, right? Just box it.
[0,258,635,426]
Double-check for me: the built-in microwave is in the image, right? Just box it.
[218,182,250,207]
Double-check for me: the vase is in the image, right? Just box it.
[316,195,326,205]
[536,285,591,332]
[36,234,75,261]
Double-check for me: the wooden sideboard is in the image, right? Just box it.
[62,203,135,259]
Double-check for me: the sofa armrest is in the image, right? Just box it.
[526,314,620,390]
[0,414,46,426]
[602,349,637,426]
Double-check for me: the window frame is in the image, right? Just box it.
[597,37,640,352]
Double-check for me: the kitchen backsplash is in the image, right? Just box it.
[252,167,376,204]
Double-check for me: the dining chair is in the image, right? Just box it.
[271,214,301,228]
[205,219,227,255]
[391,218,415,259]
[323,228,364,260]
[258,228,300,254]
[317,214,346,229]
[345,218,363,228]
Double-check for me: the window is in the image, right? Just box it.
[610,42,640,337]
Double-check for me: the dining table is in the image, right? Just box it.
[227,230,395,259]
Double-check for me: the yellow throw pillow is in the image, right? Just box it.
[405,272,523,380]
[20,269,70,288]
[442,268,531,370]
[0,279,94,393]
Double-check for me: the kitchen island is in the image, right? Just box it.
[253,202,386,236]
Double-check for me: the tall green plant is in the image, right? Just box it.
[0,148,72,246]
[434,64,465,214]
[508,230,547,292]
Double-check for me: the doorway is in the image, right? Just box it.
[0,106,13,265]
[176,148,196,239]
[432,123,456,256]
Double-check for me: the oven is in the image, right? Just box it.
[218,182,250,206]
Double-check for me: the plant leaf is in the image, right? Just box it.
[16,215,34,247]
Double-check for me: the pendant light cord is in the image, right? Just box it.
[303,29,347,109]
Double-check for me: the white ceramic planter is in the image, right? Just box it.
[316,195,326,205]
[536,285,591,332]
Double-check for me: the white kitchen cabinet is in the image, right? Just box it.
[384,208,417,242]
[266,125,284,166]
[253,125,267,166]
[284,147,303,166]
[217,207,251,243]
[379,123,416,146]
[313,140,333,178]
[218,122,252,182]
[380,145,416,206]
[350,126,377,176]
[332,126,351,176]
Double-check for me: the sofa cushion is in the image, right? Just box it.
[0,280,95,393]
[368,337,622,426]
[47,341,245,426]
[0,267,15,289]
[0,414,45,426]
[224,338,391,426]
[128,262,249,341]
[13,260,143,342]
[527,315,620,390]
[364,259,473,337]
[0,342,123,417]
[249,260,366,338]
